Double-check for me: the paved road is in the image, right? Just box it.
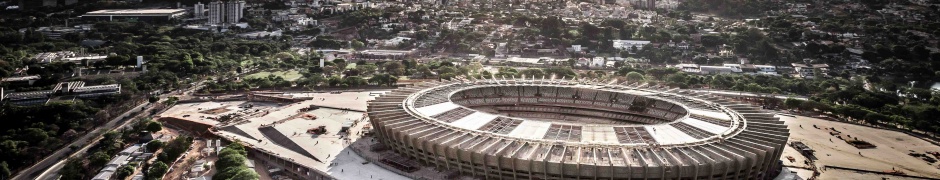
[13,102,151,180]
[15,80,209,180]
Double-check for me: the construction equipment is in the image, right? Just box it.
[308,126,328,135]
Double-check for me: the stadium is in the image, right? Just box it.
[367,76,790,179]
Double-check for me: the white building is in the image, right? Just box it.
[613,40,651,51]
[754,65,777,75]
[792,63,828,79]
[208,1,223,24]
[699,66,736,74]
[591,57,606,68]
[194,2,205,18]
[226,1,245,23]
[721,64,745,73]
[208,1,245,24]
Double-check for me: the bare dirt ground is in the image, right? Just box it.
[780,115,940,179]
[200,106,233,115]
[163,140,207,180]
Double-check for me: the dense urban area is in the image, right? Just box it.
[0,0,938,179]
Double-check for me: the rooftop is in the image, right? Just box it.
[84,9,186,16]
[170,91,406,179]
[1,76,40,82]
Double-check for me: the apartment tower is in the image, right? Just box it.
[208,0,245,24]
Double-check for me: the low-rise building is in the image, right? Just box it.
[1,75,40,86]
[237,31,283,39]
[32,51,108,64]
[699,66,736,74]
[754,65,778,75]
[352,49,417,61]
[82,9,188,22]
[1,81,121,106]
[590,57,606,68]
[792,63,829,79]
[718,44,734,57]
[721,64,745,73]
[612,40,651,51]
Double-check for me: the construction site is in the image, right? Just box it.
[779,115,940,180]
[151,82,940,180]
[157,91,411,180]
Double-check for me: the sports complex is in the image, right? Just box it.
[367,76,791,179]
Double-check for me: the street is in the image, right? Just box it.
[13,80,208,180]
[13,102,150,180]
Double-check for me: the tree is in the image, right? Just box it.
[226,168,260,180]
[22,128,49,146]
[146,121,163,132]
[344,76,366,86]
[495,67,519,77]
[148,161,169,179]
[520,68,545,78]
[214,143,257,180]
[666,73,690,88]
[148,96,159,103]
[437,66,457,76]
[416,65,432,78]
[328,76,343,87]
[355,64,378,76]
[106,55,128,67]
[351,40,365,50]
[383,62,405,76]
[783,98,804,110]
[216,166,259,180]
[146,140,164,152]
[159,136,192,163]
[59,158,84,180]
[0,161,10,179]
[90,151,112,168]
[626,72,645,82]
[544,67,577,79]
[369,74,398,86]
[468,62,484,73]
[116,165,135,179]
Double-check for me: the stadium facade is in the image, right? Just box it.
[367,76,790,179]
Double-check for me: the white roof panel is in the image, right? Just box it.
[581,126,619,144]
[507,120,552,139]
[646,125,697,144]
[681,118,730,135]
[450,112,498,130]
[622,90,655,96]
[415,102,459,116]
[688,109,731,121]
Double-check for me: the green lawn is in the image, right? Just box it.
[245,70,303,81]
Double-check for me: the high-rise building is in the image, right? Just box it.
[226,1,246,23]
[208,1,224,24]
[630,0,656,9]
[194,2,205,18]
[208,1,246,24]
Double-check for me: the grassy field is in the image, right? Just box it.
[245,70,303,81]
